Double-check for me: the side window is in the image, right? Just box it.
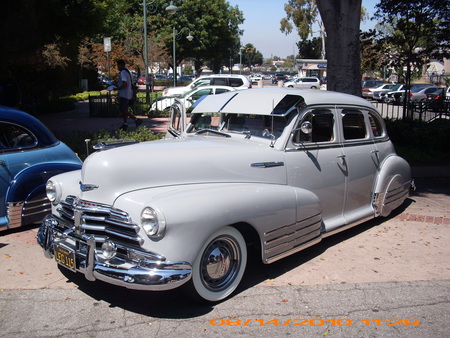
[215,88,230,94]
[229,78,244,87]
[192,79,210,89]
[190,88,213,101]
[293,110,334,143]
[0,122,36,149]
[342,110,367,140]
[212,78,227,86]
[368,111,384,138]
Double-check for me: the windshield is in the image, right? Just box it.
[187,112,289,139]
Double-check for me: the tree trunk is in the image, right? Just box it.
[317,0,362,96]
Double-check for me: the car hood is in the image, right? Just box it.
[79,136,286,205]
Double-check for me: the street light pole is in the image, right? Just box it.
[143,0,177,103]
[143,0,151,103]
[172,27,193,87]
[239,47,243,74]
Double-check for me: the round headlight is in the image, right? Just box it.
[46,180,60,204]
[141,207,159,237]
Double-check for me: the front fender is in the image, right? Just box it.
[114,183,321,264]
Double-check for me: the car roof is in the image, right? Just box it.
[0,106,58,146]
[191,88,375,116]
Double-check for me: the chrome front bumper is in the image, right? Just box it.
[37,215,192,291]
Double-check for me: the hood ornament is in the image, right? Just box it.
[79,182,99,192]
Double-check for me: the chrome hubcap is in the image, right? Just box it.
[200,236,240,291]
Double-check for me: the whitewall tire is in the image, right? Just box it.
[190,226,247,302]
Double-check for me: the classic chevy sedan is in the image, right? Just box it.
[0,107,82,231]
[38,88,412,302]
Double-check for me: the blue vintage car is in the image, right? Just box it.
[0,106,82,231]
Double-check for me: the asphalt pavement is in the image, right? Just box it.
[0,95,449,337]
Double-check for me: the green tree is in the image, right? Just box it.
[297,37,322,59]
[145,0,244,75]
[0,0,109,102]
[374,0,450,117]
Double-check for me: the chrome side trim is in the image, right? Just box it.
[251,161,285,168]
[6,202,23,229]
[263,212,322,263]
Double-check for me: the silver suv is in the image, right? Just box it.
[162,74,252,96]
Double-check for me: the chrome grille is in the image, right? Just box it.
[56,195,143,248]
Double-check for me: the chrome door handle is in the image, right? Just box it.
[337,154,346,165]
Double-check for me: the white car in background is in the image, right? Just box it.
[283,77,320,89]
[366,83,395,100]
[152,85,236,111]
[162,74,251,97]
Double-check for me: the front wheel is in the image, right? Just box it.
[189,226,247,302]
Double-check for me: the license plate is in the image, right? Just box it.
[54,244,76,272]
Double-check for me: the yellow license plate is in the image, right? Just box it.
[54,244,76,271]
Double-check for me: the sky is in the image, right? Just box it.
[226,0,380,59]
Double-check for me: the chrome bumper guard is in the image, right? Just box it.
[37,214,192,291]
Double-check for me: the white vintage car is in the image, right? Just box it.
[38,88,413,302]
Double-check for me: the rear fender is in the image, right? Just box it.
[7,163,81,203]
[373,155,411,217]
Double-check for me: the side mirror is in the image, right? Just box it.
[300,121,313,134]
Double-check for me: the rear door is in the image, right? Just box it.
[337,107,379,224]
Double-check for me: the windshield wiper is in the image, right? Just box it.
[195,129,231,138]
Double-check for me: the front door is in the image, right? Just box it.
[285,107,347,231]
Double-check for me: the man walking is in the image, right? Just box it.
[116,59,142,130]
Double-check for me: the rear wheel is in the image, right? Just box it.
[189,226,247,302]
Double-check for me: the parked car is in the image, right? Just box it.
[409,86,441,102]
[154,74,167,81]
[38,88,412,302]
[283,77,321,89]
[138,74,153,86]
[0,107,82,231]
[151,85,236,111]
[425,87,449,101]
[365,83,395,99]
[361,80,387,98]
[249,74,263,85]
[374,84,406,102]
[425,87,449,111]
[162,74,251,96]
[272,73,289,84]
[384,84,433,104]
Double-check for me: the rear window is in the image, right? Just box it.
[212,78,228,86]
[342,110,367,140]
[228,78,244,87]
[0,122,37,149]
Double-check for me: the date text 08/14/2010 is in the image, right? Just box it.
[209,318,420,327]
